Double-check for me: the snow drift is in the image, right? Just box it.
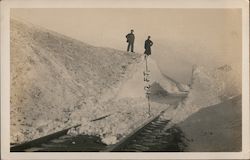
[10,19,178,145]
[11,18,240,147]
[160,64,241,151]
[117,56,181,99]
[178,96,241,151]
[10,19,142,144]
[163,64,241,124]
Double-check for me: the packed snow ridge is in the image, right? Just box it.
[10,19,182,145]
[162,64,241,124]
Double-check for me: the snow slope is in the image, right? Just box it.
[11,19,178,145]
[214,64,241,100]
[162,65,241,124]
[178,96,241,151]
[10,19,142,144]
[160,65,241,151]
[12,18,240,147]
[117,57,181,99]
[68,98,167,144]
[69,56,184,144]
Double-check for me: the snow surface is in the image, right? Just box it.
[177,96,241,151]
[10,19,140,144]
[117,56,181,99]
[67,56,184,145]
[68,98,168,144]
[10,19,176,145]
[10,18,241,147]
[162,65,241,124]
[158,64,241,151]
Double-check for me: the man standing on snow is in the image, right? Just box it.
[144,36,153,58]
[126,29,135,52]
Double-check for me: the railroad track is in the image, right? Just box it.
[11,94,186,152]
[11,111,185,152]
[105,113,185,152]
[10,113,114,152]
[10,124,82,152]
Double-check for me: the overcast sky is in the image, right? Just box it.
[11,9,242,84]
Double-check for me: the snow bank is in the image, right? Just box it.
[67,57,181,145]
[214,64,241,99]
[10,19,142,144]
[68,98,168,145]
[117,57,180,99]
[162,65,241,124]
[177,96,241,151]
[10,19,170,145]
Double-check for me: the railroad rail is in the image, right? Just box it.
[10,109,176,152]
[10,124,81,152]
[104,112,164,151]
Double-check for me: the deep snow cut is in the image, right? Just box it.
[10,18,141,144]
[162,65,241,124]
[10,19,177,145]
[10,18,241,147]
[117,56,181,99]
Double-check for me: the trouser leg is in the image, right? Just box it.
[127,43,130,52]
[131,43,134,52]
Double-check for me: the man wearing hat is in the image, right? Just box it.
[126,29,135,52]
[144,36,153,58]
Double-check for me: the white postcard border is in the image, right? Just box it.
[1,0,249,159]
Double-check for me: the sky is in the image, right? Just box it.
[11,8,242,84]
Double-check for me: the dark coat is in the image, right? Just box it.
[144,39,153,55]
[126,33,135,43]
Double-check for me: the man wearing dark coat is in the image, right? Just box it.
[144,36,153,56]
[126,29,135,52]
